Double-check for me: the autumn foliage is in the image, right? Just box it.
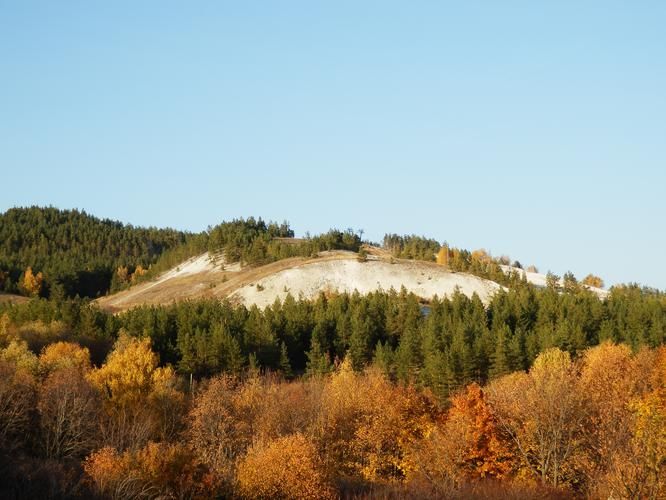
[445,383,515,479]
[0,328,665,498]
[236,433,334,499]
[87,333,185,451]
[436,245,449,267]
[582,273,605,289]
[84,442,214,499]
[20,267,43,297]
[39,341,91,375]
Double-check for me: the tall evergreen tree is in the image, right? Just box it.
[305,337,332,377]
[278,341,293,378]
[490,325,512,379]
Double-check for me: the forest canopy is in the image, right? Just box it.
[0,207,190,299]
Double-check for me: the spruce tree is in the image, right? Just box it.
[373,341,394,379]
[348,308,371,371]
[422,349,449,399]
[395,325,423,382]
[489,325,512,379]
[279,341,293,378]
[306,337,332,377]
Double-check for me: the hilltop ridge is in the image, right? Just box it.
[1,207,615,310]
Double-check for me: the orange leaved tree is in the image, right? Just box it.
[236,433,335,500]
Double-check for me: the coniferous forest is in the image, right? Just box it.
[0,207,665,499]
[0,207,191,298]
[0,207,364,299]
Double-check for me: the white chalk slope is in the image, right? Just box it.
[231,259,503,308]
[152,252,241,285]
[103,253,226,308]
[99,250,610,313]
[500,265,608,298]
[153,253,220,284]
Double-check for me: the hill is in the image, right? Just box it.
[96,249,503,312]
[2,207,613,312]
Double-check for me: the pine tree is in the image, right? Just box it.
[545,272,561,290]
[348,308,371,371]
[226,335,244,374]
[278,341,293,378]
[509,328,528,371]
[562,271,579,294]
[305,337,331,377]
[423,349,449,399]
[178,331,198,375]
[395,325,423,382]
[373,341,394,379]
[490,325,512,379]
[211,324,243,374]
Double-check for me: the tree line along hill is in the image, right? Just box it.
[1,206,610,302]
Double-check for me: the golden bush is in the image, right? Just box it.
[236,433,334,500]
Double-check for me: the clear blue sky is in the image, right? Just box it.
[1,2,665,289]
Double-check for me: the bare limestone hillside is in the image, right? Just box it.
[96,249,504,312]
